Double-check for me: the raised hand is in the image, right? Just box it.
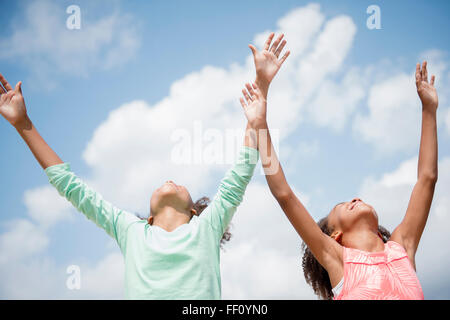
[239,82,267,130]
[249,33,290,96]
[416,61,438,111]
[0,73,27,127]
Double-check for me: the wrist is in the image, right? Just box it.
[14,115,32,131]
[252,119,268,131]
[422,103,438,114]
[255,77,270,96]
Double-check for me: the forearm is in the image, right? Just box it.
[14,116,63,169]
[417,106,438,182]
[244,122,258,149]
[257,122,340,266]
[257,123,292,200]
[255,76,269,100]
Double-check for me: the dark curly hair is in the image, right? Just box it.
[192,197,232,248]
[301,215,391,300]
[138,196,232,248]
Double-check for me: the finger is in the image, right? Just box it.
[431,75,436,86]
[239,97,247,109]
[415,63,421,84]
[3,91,14,103]
[248,44,258,58]
[279,50,291,65]
[15,81,22,94]
[245,83,256,98]
[242,89,252,104]
[270,34,284,53]
[0,73,13,91]
[252,83,261,98]
[264,32,275,51]
[422,61,428,82]
[274,40,287,58]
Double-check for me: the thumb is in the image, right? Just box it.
[248,44,257,57]
[15,81,22,94]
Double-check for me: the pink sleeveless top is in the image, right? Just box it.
[334,241,424,300]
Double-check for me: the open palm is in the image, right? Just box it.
[416,62,438,110]
[249,33,290,86]
[240,83,267,130]
[0,73,27,126]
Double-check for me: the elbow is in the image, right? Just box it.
[418,171,438,185]
[272,189,293,207]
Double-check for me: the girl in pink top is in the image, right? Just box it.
[240,33,438,300]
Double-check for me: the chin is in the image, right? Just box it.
[356,204,378,220]
[160,183,178,193]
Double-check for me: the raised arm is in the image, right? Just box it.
[199,129,259,242]
[391,62,438,265]
[239,82,343,282]
[0,73,138,249]
[243,33,342,279]
[0,73,63,169]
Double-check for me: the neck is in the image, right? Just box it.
[151,207,191,232]
[342,226,385,253]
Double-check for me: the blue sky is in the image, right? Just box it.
[0,0,450,299]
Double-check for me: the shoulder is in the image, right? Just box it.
[119,211,146,229]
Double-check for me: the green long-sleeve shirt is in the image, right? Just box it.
[45,146,259,299]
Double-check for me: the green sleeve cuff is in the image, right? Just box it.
[45,163,71,181]
[239,146,259,166]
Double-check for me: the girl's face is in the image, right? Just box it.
[150,180,194,215]
[328,198,378,234]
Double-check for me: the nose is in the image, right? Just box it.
[351,197,361,203]
[166,180,174,184]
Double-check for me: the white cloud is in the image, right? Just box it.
[0,0,140,88]
[307,67,366,131]
[222,242,314,299]
[0,219,49,265]
[354,50,450,154]
[23,186,72,227]
[295,15,357,101]
[354,73,421,154]
[0,248,125,299]
[70,252,125,299]
[221,183,315,299]
[266,7,360,137]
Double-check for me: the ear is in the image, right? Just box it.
[190,208,198,216]
[147,215,153,225]
[330,231,343,244]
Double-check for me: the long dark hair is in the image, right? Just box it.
[301,216,391,300]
